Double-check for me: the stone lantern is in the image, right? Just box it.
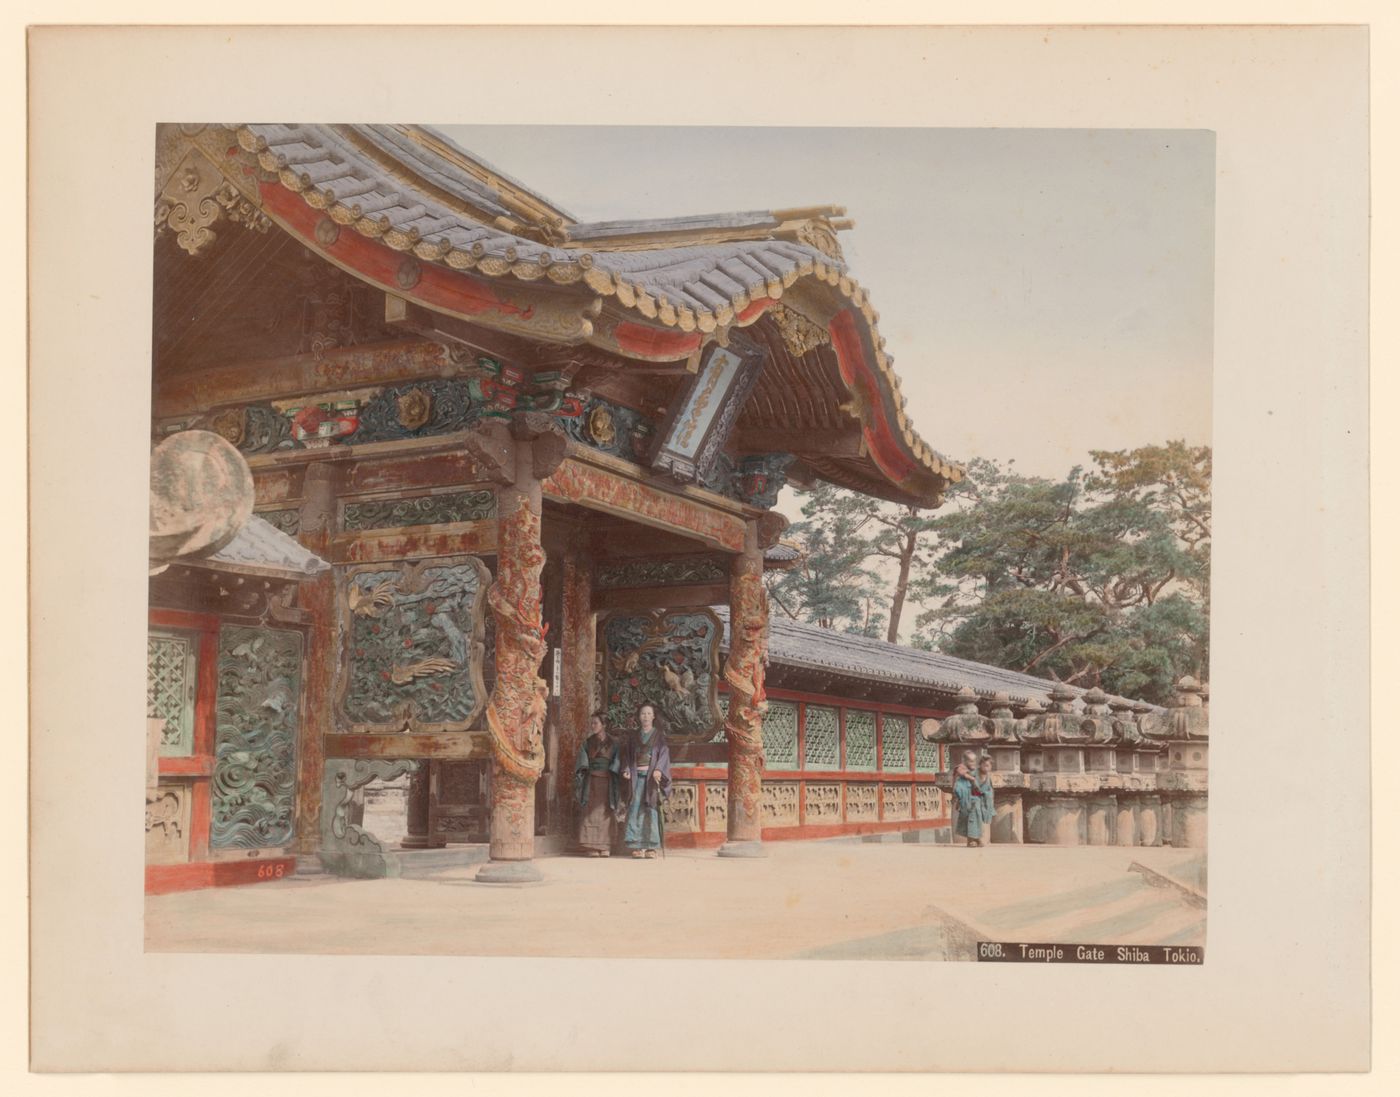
[1080,687,1120,845]
[1159,676,1209,848]
[1109,696,1145,845]
[1014,697,1048,776]
[984,691,1025,844]
[1132,699,1166,847]
[1020,683,1093,845]
[924,686,992,845]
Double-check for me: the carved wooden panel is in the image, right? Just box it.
[915,783,942,819]
[341,489,496,531]
[338,556,489,734]
[595,555,727,590]
[257,507,302,536]
[145,782,192,865]
[761,781,800,827]
[601,609,721,740]
[846,710,877,771]
[804,783,842,824]
[147,631,197,756]
[662,781,699,833]
[211,626,303,850]
[704,782,728,832]
[881,714,911,772]
[761,700,798,768]
[846,783,879,821]
[804,705,840,770]
[883,784,913,821]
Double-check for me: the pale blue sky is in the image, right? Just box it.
[440,126,1214,480]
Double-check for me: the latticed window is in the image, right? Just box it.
[914,728,941,772]
[761,700,798,769]
[882,714,911,771]
[845,709,877,770]
[804,704,840,769]
[147,631,197,756]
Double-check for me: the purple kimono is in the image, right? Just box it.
[619,726,672,850]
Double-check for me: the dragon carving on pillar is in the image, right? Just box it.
[484,496,549,786]
[723,567,769,831]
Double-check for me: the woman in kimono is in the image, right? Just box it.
[574,713,620,857]
[951,749,981,847]
[619,702,672,859]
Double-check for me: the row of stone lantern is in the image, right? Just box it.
[923,677,1209,849]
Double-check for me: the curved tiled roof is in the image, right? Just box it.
[192,514,329,580]
[714,607,1152,711]
[217,124,962,489]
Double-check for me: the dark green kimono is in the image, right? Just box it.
[574,733,620,852]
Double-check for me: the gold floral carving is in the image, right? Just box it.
[155,147,270,256]
[209,407,247,447]
[396,387,432,431]
[585,404,616,447]
[795,220,844,261]
[771,303,830,359]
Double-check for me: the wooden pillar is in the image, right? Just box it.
[719,519,768,857]
[557,546,596,836]
[470,416,566,883]
[293,462,335,860]
[401,762,442,849]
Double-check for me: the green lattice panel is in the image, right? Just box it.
[211,626,303,850]
[804,704,840,770]
[882,714,911,771]
[915,731,941,772]
[761,700,798,769]
[147,631,197,756]
[845,709,877,771]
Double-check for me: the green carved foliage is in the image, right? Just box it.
[603,610,720,739]
[342,560,486,732]
[211,626,303,850]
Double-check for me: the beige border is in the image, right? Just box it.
[17,6,1386,1087]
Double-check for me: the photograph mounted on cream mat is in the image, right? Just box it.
[143,121,1212,958]
[26,21,1370,1075]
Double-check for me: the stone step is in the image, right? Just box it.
[396,845,490,878]
[975,876,1204,947]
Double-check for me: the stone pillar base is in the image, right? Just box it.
[474,860,545,884]
[1137,795,1163,847]
[1169,795,1208,848]
[1115,801,1138,846]
[717,839,766,858]
[1086,794,1116,846]
[1038,795,1086,845]
[991,792,1024,843]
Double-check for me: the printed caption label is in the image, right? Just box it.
[977,942,1203,964]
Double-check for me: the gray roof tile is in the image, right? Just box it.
[713,607,1153,711]
[194,514,330,580]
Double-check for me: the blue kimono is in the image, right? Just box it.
[953,772,994,841]
[952,773,978,839]
[620,726,672,851]
[974,776,995,831]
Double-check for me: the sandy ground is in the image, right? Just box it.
[146,840,1206,960]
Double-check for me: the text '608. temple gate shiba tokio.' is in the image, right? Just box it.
[146,123,1205,892]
